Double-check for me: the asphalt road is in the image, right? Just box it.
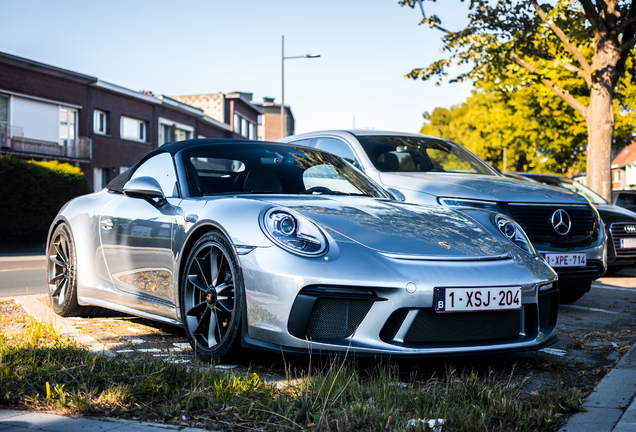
[0,255,47,297]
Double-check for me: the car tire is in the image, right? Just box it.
[180,231,244,362]
[558,281,591,304]
[47,223,85,317]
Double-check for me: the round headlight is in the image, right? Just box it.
[493,214,535,256]
[261,207,328,257]
[497,218,516,239]
[276,214,297,236]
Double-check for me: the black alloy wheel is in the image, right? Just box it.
[47,223,83,316]
[181,231,243,362]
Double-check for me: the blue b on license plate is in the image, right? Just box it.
[435,286,522,313]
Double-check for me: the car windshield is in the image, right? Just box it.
[356,135,495,175]
[557,179,607,204]
[183,143,391,198]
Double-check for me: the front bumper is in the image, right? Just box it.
[536,230,607,282]
[608,223,636,266]
[238,240,559,357]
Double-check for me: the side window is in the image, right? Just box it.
[130,153,179,197]
[617,193,636,207]
[315,137,358,165]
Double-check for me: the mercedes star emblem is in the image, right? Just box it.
[550,209,572,235]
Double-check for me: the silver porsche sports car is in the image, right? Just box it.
[47,139,559,362]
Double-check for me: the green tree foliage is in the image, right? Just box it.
[401,0,636,200]
[0,157,90,243]
[421,76,636,174]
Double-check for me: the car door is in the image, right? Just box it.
[99,152,181,306]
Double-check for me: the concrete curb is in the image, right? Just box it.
[12,294,113,356]
[559,341,636,432]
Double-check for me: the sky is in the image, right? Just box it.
[0,0,474,135]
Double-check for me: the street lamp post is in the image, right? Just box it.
[281,35,320,138]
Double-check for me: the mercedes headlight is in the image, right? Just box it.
[439,198,498,211]
[260,207,328,257]
[493,214,535,256]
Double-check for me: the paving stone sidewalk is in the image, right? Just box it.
[558,339,636,432]
[0,409,216,432]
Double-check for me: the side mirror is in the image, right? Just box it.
[123,176,166,207]
[386,188,405,202]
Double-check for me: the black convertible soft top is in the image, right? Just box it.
[106,138,299,193]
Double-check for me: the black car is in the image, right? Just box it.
[515,173,636,273]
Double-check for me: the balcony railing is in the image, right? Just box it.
[1,124,91,160]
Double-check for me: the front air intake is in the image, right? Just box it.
[404,309,520,344]
[304,298,374,340]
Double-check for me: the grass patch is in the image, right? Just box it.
[1,314,586,431]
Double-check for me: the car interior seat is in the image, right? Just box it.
[185,160,202,196]
[375,152,400,171]
[243,166,284,193]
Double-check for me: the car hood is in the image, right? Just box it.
[253,196,508,259]
[379,172,589,204]
[595,203,636,224]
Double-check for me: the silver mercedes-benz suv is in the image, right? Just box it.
[279,130,606,303]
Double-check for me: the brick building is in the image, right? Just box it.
[0,52,258,190]
[171,92,263,140]
[0,52,95,169]
[254,96,295,141]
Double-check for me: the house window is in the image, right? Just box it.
[59,108,77,146]
[0,95,8,126]
[119,166,130,175]
[93,110,108,134]
[121,116,146,142]
[233,114,240,134]
[160,124,172,145]
[93,167,107,192]
[175,128,191,141]
[233,113,255,139]
[159,119,193,145]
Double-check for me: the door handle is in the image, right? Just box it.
[100,219,113,230]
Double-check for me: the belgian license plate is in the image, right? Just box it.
[544,252,587,267]
[621,238,636,249]
[434,286,522,313]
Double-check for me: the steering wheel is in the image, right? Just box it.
[300,186,334,194]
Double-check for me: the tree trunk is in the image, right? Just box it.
[586,86,614,202]
[586,37,619,202]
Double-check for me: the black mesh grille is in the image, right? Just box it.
[403,309,520,344]
[305,298,374,340]
[508,205,595,242]
[610,224,636,257]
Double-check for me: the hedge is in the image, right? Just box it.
[0,157,90,243]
